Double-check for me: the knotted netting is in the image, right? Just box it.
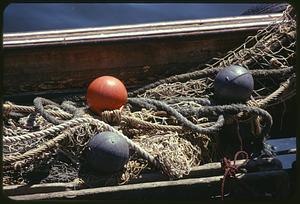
[2,6,296,187]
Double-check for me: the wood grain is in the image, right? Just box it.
[3,14,281,95]
[7,170,289,200]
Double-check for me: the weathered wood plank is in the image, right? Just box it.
[3,157,282,197]
[3,14,281,95]
[3,183,78,196]
[3,159,238,196]
[2,31,252,95]
[7,170,289,200]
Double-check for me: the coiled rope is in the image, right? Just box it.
[3,75,294,139]
[3,116,160,168]
[128,98,224,137]
[180,104,273,137]
[4,99,161,169]
[4,74,293,145]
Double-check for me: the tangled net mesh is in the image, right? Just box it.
[2,6,296,187]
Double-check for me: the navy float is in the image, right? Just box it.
[85,131,129,173]
[214,65,254,102]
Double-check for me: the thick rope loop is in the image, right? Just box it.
[128,98,224,137]
[4,117,160,169]
[34,97,66,125]
[5,99,152,166]
[2,101,73,119]
[3,117,96,144]
[5,98,161,169]
[181,104,273,137]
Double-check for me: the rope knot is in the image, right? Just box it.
[100,109,122,125]
[3,102,13,115]
[221,150,249,200]
[221,157,239,178]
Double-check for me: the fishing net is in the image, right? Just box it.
[2,6,296,187]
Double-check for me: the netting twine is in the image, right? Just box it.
[2,5,296,186]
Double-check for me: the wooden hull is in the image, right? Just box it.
[3,13,282,96]
[2,13,295,200]
[4,159,292,200]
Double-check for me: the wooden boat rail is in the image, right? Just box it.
[3,13,282,48]
[3,158,289,200]
[3,13,284,97]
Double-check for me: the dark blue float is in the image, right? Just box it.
[85,131,129,173]
[214,65,254,102]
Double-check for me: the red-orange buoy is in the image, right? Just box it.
[87,76,127,114]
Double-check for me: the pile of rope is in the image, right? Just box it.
[2,6,296,186]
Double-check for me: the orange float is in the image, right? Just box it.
[86,76,128,114]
